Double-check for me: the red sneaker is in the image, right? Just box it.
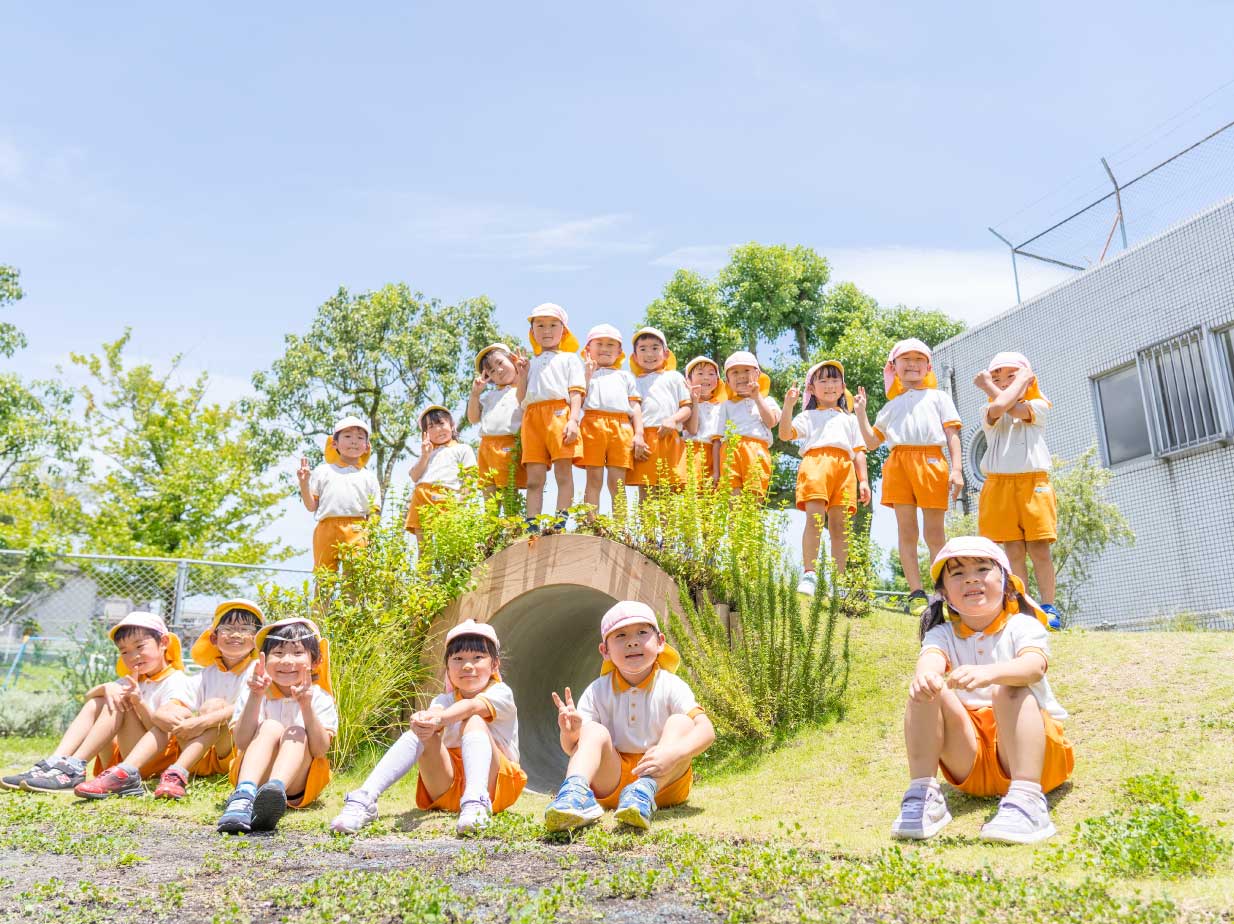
[154,767,189,799]
[74,766,144,799]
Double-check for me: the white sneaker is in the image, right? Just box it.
[457,798,491,834]
[891,782,952,839]
[797,572,818,596]
[980,791,1056,844]
[330,790,378,834]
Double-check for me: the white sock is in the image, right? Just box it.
[1008,779,1044,801]
[460,731,492,806]
[910,776,939,793]
[359,731,423,800]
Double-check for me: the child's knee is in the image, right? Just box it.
[660,713,694,739]
[281,725,307,744]
[992,684,1032,709]
[1026,540,1051,558]
[462,713,489,736]
[256,719,287,741]
[578,721,613,747]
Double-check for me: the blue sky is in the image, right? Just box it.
[4,3,1233,569]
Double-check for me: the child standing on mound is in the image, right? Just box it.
[218,618,337,834]
[545,601,715,832]
[405,406,477,536]
[2,612,194,795]
[973,352,1063,629]
[855,339,963,616]
[577,324,647,511]
[468,343,527,501]
[298,416,381,572]
[331,620,526,835]
[895,536,1073,844]
[719,351,780,498]
[684,357,726,485]
[779,360,870,595]
[517,303,586,532]
[628,328,692,494]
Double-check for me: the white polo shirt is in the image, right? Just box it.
[981,399,1052,474]
[231,685,339,733]
[872,389,961,447]
[687,401,725,444]
[789,408,865,457]
[479,387,523,438]
[193,661,256,711]
[921,612,1066,719]
[720,397,778,444]
[524,351,586,406]
[583,367,639,416]
[636,371,692,429]
[133,669,196,712]
[417,442,477,490]
[576,667,704,754]
[429,681,520,764]
[309,463,382,521]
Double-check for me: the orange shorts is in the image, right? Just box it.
[404,482,451,533]
[312,516,367,571]
[628,428,686,487]
[942,706,1074,798]
[190,742,236,777]
[94,738,180,780]
[979,472,1057,543]
[796,447,857,512]
[477,435,527,489]
[685,440,718,484]
[520,399,583,466]
[577,411,634,470]
[595,751,693,810]
[880,445,950,509]
[415,746,527,813]
[229,749,332,809]
[724,437,772,496]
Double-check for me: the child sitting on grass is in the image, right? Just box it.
[218,617,337,834]
[545,601,715,832]
[331,620,526,835]
[894,536,1073,844]
[2,612,194,796]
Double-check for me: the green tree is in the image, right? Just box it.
[644,269,743,365]
[719,243,832,360]
[251,284,508,501]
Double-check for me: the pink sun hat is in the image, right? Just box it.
[446,618,501,652]
[929,536,1011,583]
[599,600,661,640]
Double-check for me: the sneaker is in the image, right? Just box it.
[980,791,1057,844]
[21,759,85,793]
[74,766,144,800]
[250,781,288,832]
[153,767,189,800]
[614,779,656,830]
[904,589,930,618]
[330,791,378,834]
[524,517,542,537]
[218,790,255,834]
[1041,604,1063,631]
[2,759,51,790]
[550,513,568,534]
[544,777,603,833]
[796,572,818,597]
[457,798,492,835]
[891,782,952,840]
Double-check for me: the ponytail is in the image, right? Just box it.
[918,581,947,641]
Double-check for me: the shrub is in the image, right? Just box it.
[0,690,66,737]
[56,619,116,720]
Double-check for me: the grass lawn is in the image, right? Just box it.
[0,607,1230,922]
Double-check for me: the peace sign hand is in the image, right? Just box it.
[297,456,311,486]
[551,687,583,736]
[853,387,869,415]
[290,664,314,706]
[248,654,273,696]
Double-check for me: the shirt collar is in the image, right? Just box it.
[952,608,1011,639]
[611,664,658,693]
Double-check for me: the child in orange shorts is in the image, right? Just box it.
[628,328,692,495]
[467,343,527,505]
[718,351,780,497]
[516,303,586,531]
[297,416,381,572]
[576,324,647,512]
[330,619,525,835]
[854,338,962,616]
[684,357,726,486]
[779,360,870,595]
[894,536,1073,845]
[973,352,1062,629]
[405,405,477,536]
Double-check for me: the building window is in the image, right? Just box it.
[1094,365,1152,465]
[1138,328,1224,454]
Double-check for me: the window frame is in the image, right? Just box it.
[1092,362,1154,467]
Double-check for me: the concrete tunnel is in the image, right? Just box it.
[426,534,683,792]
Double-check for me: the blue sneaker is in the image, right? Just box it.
[217,789,255,834]
[544,776,603,832]
[250,781,288,832]
[614,778,657,830]
[1041,604,1063,631]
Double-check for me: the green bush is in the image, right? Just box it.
[56,619,116,722]
[0,689,66,737]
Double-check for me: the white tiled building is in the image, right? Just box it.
[933,198,1234,629]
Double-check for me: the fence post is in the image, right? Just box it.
[1100,157,1129,251]
[171,560,189,630]
[987,227,1022,304]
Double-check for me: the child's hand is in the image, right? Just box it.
[563,419,580,445]
[290,665,314,707]
[102,680,131,713]
[121,684,142,709]
[583,356,598,379]
[947,665,995,691]
[633,744,678,780]
[853,387,868,416]
[410,710,443,740]
[689,384,707,403]
[632,435,650,461]
[551,687,583,737]
[857,480,871,505]
[472,375,487,392]
[248,655,273,697]
[514,354,529,380]
[973,370,994,391]
[785,385,800,407]
[172,715,206,740]
[948,468,964,503]
[657,423,677,439]
[297,456,311,487]
[909,670,945,702]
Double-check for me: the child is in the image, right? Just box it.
[405,405,478,536]
[544,601,715,832]
[298,415,381,572]
[2,612,194,796]
[628,328,692,493]
[330,620,526,835]
[516,303,586,531]
[467,343,527,500]
[973,352,1062,629]
[218,618,337,834]
[684,357,726,486]
[779,361,871,595]
[719,351,780,497]
[854,338,963,616]
[577,324,647,511]
[149,599,264,799]
[895,536,1073,844]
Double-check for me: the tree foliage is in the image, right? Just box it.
[719,243,832,360]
